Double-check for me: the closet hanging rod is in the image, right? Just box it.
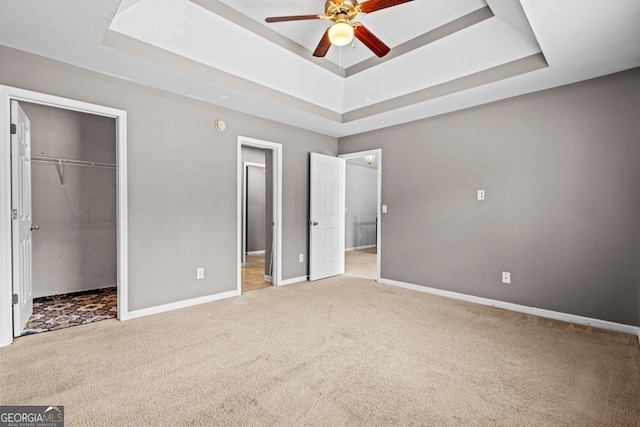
[31,155,116,169]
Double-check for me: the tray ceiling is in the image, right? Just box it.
[0,0,638,137]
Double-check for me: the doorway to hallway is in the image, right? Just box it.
[340,149,382,281]
[236,136,282,294]
[241,151,270,292]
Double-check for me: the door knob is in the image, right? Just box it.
[30,224,39,231]
[311,221,319,226]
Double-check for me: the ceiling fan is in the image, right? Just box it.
[265,0,413,58]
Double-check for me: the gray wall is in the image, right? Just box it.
[339,68,640,327]
[4,46,638,328]
[246,166,266,252]
[21,102,116,298]
[0,46,337,311]
[345,159,377,249]
[241,146,266,253]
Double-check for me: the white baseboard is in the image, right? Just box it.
[279,275,308,286]
[346,244,376,251]
[0,335,10,348]
[264,275,273,283]
[379,278,640,337]
[36,283,117,300]
[123,290,239,321]
[246,250,265,255]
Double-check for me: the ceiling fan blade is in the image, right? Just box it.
[359,0,412,14]
[265,14,321,23]
[354,24,390,57]
[313,29,332,57]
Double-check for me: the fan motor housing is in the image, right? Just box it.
[325,0,359,21]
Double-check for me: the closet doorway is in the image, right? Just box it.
[17,102,118,335]
[0,85,128,347]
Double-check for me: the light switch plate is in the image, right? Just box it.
[477,190,485,200]
[382,205,388,213]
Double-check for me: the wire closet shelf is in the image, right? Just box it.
[31,155,116,186]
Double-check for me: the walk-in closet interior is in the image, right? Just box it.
[20,102,117,335]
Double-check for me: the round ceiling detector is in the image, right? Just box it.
[215,119,226,131]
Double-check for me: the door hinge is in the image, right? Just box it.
[12,294,18,304]
[11,209,18,220]
[10,124,17,135]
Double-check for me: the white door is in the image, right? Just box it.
[309,153,345,281]
[11,101,34,336]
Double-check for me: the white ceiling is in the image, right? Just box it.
[0,0,638,137]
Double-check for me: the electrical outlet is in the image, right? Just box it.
[298,254,304,263]
[502,271,511,284]
[197,268,205,279]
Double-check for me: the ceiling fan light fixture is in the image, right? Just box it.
[328,21,354,46]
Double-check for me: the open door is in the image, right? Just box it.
[309,153,345,281]
[11,101,34,336]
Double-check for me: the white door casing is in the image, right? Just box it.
[11,101,33,336]
[309,153,345,281]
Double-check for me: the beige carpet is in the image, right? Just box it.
[1,250,639,426]
[344,247,377,280]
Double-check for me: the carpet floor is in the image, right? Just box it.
[1,250,638,426]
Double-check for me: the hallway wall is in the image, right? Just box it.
[345,159,377,250]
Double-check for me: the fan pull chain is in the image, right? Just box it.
[339,46,343,69]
